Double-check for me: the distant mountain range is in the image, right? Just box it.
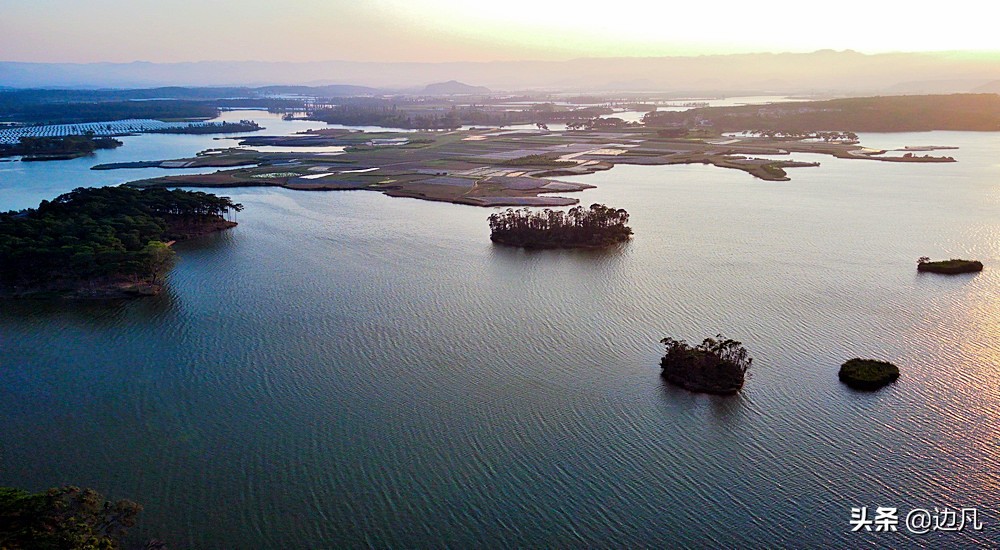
[2,51,1000,95]
[257,84,382,97]
[0,85,382,103]
[973,80,1000,93]
[421,80,491,95]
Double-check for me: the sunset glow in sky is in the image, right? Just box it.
[3,0,999,63]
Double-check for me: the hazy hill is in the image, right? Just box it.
[256,84,381,96]
[973,80,1000,93]
[3,51,1000,94]
[421,80,491,95]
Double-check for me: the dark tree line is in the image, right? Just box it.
[640,94,1000,133]
[0,100,220,125]
[0,134,122,158]
[35,186,241,220]
[145,119,262,134]
[742,130,858,142]
[488,203,632,248]
[309,99,620,130]
[536,105,614,121]
[0,186,242,292]
[566,116,640,131]
[309,103,462,129]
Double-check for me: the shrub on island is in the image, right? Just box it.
[916,257,983,274]
[660,334,752,395]
[838,358,900,390]
[488,203,632,249]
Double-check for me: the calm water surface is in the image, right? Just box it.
[1,116,998,548]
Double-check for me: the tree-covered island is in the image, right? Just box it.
[0,186,242,298]
[488,204,632,248]
[660,335,752,395]
[916,256,984,274]
[0,134,122,161]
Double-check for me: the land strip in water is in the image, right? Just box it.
[107,126,956,207]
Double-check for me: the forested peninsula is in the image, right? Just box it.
[0,186,242,298]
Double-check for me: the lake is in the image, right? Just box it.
[1,112,998,548]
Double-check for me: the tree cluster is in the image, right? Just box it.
[0,186,242,292]
[488,203,632,248]
[565,117,640,131]
[541,106,614,121]
[309,103,463,129]
[145,120,261,135]
[660,335,752,394]
[742,130,858,142]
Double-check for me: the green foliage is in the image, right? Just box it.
[0,485,142,549]
[0,186,241,292]
[140,241,177,284]
[488,204,632,248]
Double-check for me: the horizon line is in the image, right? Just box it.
[6,49,1000,66]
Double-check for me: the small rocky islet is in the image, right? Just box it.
[838,358,900,391]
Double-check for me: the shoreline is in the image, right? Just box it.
[662,371,743,396]
[0,280,164,300]
[489,236,629,250]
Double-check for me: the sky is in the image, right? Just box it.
[2,0,1000,63]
